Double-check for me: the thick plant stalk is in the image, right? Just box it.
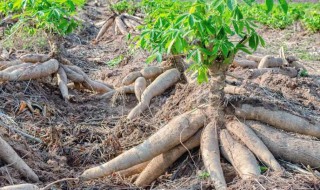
[220,130,260,179]
[80,109,205,180]
[0,136,39,182]
[0,59,59,81]
[57,67,69,100]
[235,104,320,138]
[226,120,282,172]
[135,130,202,187]
[0,184,39,190]
[127,68,180,120]
[19,53,50,63]
[201,122,227,190]
[117,161,150,178]
[246,121,320,168]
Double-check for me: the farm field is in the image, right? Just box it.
[0,0,319,189]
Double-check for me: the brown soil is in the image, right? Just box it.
[0,0,319,189]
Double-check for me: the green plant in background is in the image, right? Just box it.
[136,0,286,83]
[111,0,140,15]
[0,0,85,36]
[106,55,124,68]
[198,171,210,179]
[241,2,320,32]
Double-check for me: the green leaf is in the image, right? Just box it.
[221,44,229,57]
[194,49,202,64]
[266,0,274,13]
[197,67,208,83]
[156,52,162,62]
[189,14,195,27]
[227,0,237,10]
[278,0,288,14]
[146,54,157,64]
[249,34,256,49]
[258,35,266,47]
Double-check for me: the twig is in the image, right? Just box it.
[0,119,42,143]
[41,178,78,190]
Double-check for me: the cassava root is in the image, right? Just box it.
[246,121,320,168]
[226,120,282,172]
[0,136,39,182]
[135,130,202,187]
[127,68,180,119]
[220,130,261,179]
[201,122,227,189]
[80,109,205,180]
[235,104,320,138]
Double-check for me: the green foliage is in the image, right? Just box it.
[0,0,85,35]
[198,171,210,179]
[260,166,268,173]
[241,3,320,32]
[111,0,140,15]
[137,0,273,83]
[298,69,308,77]
[106,55,124,67]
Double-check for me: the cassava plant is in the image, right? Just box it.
[0,0,114,101]
[77,0,320,189]
[94,0,143,43]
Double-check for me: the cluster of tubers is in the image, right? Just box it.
[233,54,306,78]
[94,13,142,43]
[1,54,319,190]
[0,53,113,101]
[76,104,320,189]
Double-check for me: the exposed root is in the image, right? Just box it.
[249,67,297,78]
[220,129,261,180]
[127,68,180,120]
[80,109,205,180]
[226,120,282,172]
[117,161,149,178]
[134,130,202,187]
[19,53,50,63]
[0,184,39,190]
[233,59,258,68]
[0,60,23,70]
[0,59,59,81]
[258,55,283,68]
[201,122,227,189]
[235,104,320,138]
[0,136,39,182]
[224,84,247,95]
[246,121,320,168]
[134,77,147,102]
[93,13,142,44]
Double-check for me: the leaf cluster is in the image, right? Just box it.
[137,0,273,83]
[0,0,85,35]
[242,2,320,32]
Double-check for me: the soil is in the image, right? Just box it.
[0,1,319,189]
